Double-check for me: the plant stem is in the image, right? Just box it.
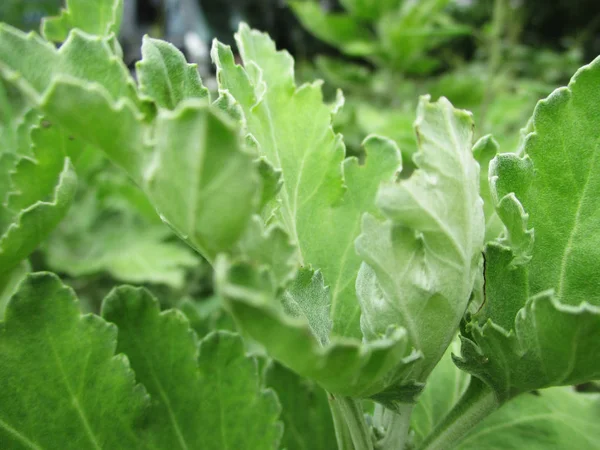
[329,395,374,450]
[374,403,414,450]
[417,378,499,450]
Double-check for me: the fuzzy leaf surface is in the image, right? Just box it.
[136,36,209,110]
[355,96,484,383]
[102,288,283,450]
[0,273,148,449]
[458,58,600,400]
[212,28,402,337]
[216,256,421,406]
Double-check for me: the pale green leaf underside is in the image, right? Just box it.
[136,36,209,110]
[356,96,484,382]
[216,256,422,406]
[212,26,402,338]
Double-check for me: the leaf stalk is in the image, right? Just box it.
[417,378,499,450]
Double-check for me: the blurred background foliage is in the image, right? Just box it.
[1,0,599,314]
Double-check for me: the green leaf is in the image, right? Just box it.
[377,0,471,73]
[0,25,146,180]
[495,57,600,306]
[102,287,283,450]
[0,273,149,449]
[42,0,124,42]
[144,101,261,259]
[136,36,209,110]
[339,0,403,20]
[0,123,77,273]
[46,219,197,289]
[457,58,600,401]
[213,30,402,337]
[235,217,298,289]
[355,96,484,383]
[0,260,28,319]
[457,292,600,402]
[457,388,600,450]
[216,256,421,405]
[265,361,337,450]
[0,25,262,259]
[412,337,600,450]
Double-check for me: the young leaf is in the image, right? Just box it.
[212,30,402,337]
[136,36,209,110]
[355,96,485,383]
[472,134,502,241]
[102,287,283,450]
[216,256,421,406]
[42,0,124,42]
[0,273,149,449]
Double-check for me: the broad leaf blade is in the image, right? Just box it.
[213,32,402,337]
[0,273,149,449]
[458,58,600,400]
[144,101,261,259]
[496,56,600,305]
[102,288,283,450]
[356,96,484,382]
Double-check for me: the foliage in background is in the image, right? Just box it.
[290,0,584,165]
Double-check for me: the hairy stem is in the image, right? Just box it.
[329,395,374,450]
[417,378,499,450]
[374,403,414,450]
